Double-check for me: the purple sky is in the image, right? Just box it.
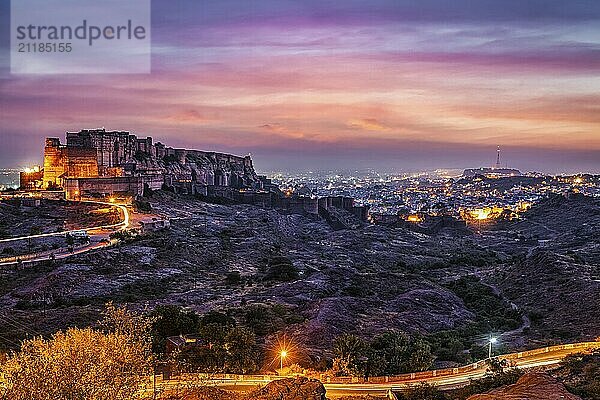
[1,0,599,173]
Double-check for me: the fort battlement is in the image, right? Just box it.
[63,128,252,170]
[39,128,260,199]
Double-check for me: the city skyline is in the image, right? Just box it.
[1,1,600,173]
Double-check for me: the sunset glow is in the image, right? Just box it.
[1,1,599,172]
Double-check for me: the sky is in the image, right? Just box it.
[0,0,599,173]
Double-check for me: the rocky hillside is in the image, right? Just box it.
[132,149,260,188]
[1,191,598,365]
[0,192,490,356]
[467,373,581,400]
[488,194,600,345]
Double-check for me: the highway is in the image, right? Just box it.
[0,200,130,266]
[150,341,600,398]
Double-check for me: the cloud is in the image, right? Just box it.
[348,118,391,132]
[164,109,214,124]
[1,0,600,172]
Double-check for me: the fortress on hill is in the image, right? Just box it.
[20,128,369,221]
[35,128,260,200]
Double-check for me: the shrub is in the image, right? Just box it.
[264,255,299,282]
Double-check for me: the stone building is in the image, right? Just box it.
[42,138,99,188]
[63,176,144,200]
[38,128,262,200]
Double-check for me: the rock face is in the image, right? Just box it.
[135,149,260,189]
[467,372,581,400]
[248,377,326,400]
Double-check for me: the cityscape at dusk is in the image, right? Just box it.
[0,1,599,400]
[1,1,600,172]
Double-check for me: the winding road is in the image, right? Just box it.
[0,200,130,266]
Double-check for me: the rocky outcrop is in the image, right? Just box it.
[129,149,260,189]
[467,372,581,400]
[247,377,326,400]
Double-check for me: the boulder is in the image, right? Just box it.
[467,372,581,400]
[248,377,326,400]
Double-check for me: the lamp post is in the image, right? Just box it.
[280,350,287,371]
[488,337,497,359]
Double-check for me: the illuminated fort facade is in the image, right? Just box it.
[32,128,260,200]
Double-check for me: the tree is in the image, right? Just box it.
[407,337,434,372]
[368,331,407,376]
[332,334,368,376]
[175,325,261,374]
[224,327,262,374]
[0,328,150,400]
[200,311,236,329]
[368,331,433,375]
[178,344,227,374]
[150,305,200,353]
[0,303,154,400]
[99,302,155,365]
[332,331,434,377]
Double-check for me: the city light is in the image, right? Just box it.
[406,214,423,223]
[488,337,498,359]
[472,208,491,220]
[23,166,40,174]
[269,334,299,374]
[280,349,288,371]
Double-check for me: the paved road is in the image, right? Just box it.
[324,348,588,397]
[151,342,599,398]
[0,200,130,266]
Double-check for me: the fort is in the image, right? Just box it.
[21,128,369,221]
[32,128,260,200]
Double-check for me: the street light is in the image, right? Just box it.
[280,349,288,371]
[488,337,498,359]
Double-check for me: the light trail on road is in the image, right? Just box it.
[0,200,130,265]
[150,342,600,398]
[0,200,129,243]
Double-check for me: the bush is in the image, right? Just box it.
[1,247,15,255]
[332,331,434,378]
[397,383,448,400]
[225,271,243,285]
[134,199,152,212]
[264,255,299,282]
[557,351,600,399]
[446,276,522,333]
[455,365,523,398]
[149,305,201,353]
